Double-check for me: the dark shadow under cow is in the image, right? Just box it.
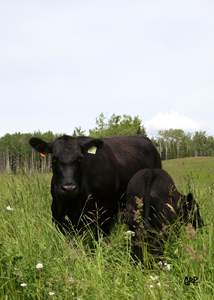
[29,135,161,235]
[125,168,204,259]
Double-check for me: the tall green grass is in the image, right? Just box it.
[0,157,214,299]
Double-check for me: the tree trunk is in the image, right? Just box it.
[6,148,10,172]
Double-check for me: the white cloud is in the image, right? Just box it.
[145,111,202,136]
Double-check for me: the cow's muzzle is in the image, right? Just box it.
[61,184,77,195]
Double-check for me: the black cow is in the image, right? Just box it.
[29,135,161,234]
[125,168,204,258]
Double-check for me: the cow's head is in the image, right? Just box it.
[181,193,204,228]
[29,135,104,198]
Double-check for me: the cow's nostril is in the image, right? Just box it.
[61,185,77,193]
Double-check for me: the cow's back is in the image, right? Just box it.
[102,135,161,168]
[99,135,161,191]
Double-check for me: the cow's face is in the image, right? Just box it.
[184,193,204,228]
[51,137,85,197]
[29,135,103,198]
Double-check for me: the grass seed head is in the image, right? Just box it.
[186,223,196,239]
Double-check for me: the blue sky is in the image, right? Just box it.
[1,0,214,138]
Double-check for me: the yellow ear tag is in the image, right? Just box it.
[87,146,97,155]
[40,153,46,157]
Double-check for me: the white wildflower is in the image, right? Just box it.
[150,276,159,281]
[126,230,135,236]
[157,282,161,287]
[149,285,153,288]
[49,292,55,296]
[68,276,75,283]
[21,283,27,287]
[36,263,43,269]
[125,230,135,239]
[164,263,170,270]
[6,206,14,211]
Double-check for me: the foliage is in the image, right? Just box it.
[72,127,86,137]
[152,129,214,160]
[89,113,147,138]
[0,157,214,298]
[0,131,64,173]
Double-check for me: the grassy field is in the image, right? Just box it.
[0,157,214,299]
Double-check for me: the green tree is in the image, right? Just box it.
[89,113,147,138]
[72,127,86,137]
[206,136,214,156]
[157,129,193,160]
[193,131,207,156]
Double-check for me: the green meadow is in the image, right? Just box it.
[1,157,214,299]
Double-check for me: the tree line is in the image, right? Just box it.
[0,113,213,172]
[152,129,214,160]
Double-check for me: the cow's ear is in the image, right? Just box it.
[84,139,104,154]
[29,137,53,155]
